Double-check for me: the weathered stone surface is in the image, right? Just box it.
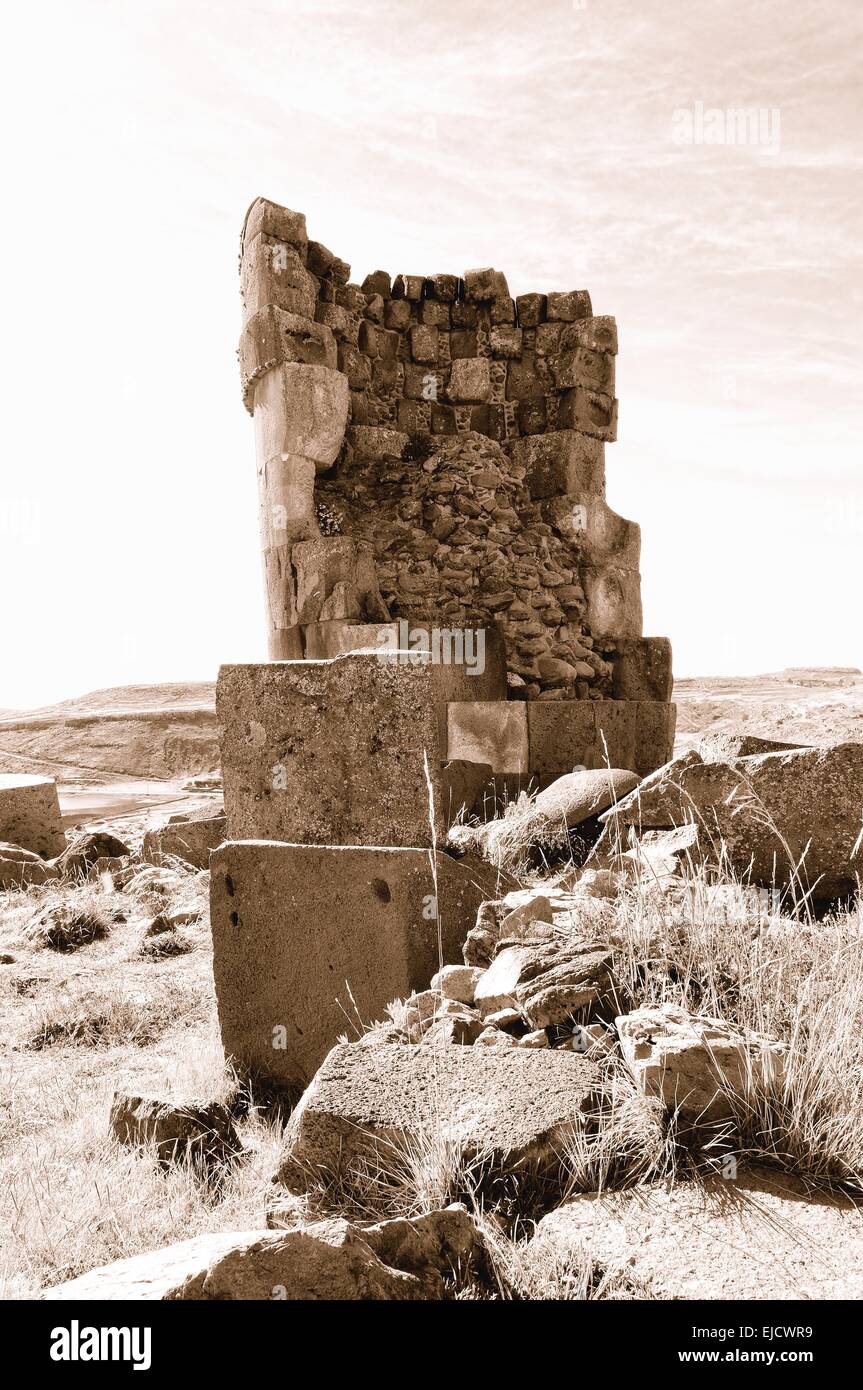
[616,822,701,877]
[448,357,491,402]
[290,537,389,625]
[513,430,605,500]
[514,942,614,1029]
[0,775,65,859]
[633,701,677,776]
[110,1093,243,1167]
[617,1003,786,1123]
[142,811,226,870]
[243,197,309,258]
[240,237,316,325]
[463,268,510,302]
[253,361,348,466]
[239,307,337,408]
[607,637,673,703]
[474,946,535,1016]
[276,1042,602,1190]
[473,937,613,1029]
[605,743,863,897]
[446,701,529,774]
[528,1167,863,1299]
[210,842,492,1089]
[44,1206,484,1300]
[218,656,460,846]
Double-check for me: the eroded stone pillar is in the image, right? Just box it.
[240,198,353,657]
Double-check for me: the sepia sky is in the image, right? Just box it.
[0,0,860,708]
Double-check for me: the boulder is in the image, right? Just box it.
[43,1206,484,1300]
[603,743,863,899]
[55,830,131,879]
[430,964,484,1005]
[533,769,640,828]
[276,1042,602,1192]
[0,841,59,890]
[142,812,226,870]
[617,1003,786,1123]
[470,769,640,870]
[527,1166,863,1299]
[109,1094,243,1168]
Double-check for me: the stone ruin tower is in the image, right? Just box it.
[208,196,676,1094]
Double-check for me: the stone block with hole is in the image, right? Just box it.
[210,841,494,1090]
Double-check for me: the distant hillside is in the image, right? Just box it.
[673,668,863,751]
[0,682,218,784]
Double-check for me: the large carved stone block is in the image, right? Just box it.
[218,656,463,847]
[210,841,492,1089]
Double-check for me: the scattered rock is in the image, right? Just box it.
[604,743,863,900]
[616,1003,787,1123]
[474,946,535,1017]
[142,811,227,870]
[430,964,483,1005]
[0,841,58,890]
[515,942,614,1029]
[109,1093,244,1169]
[144,909,200,937]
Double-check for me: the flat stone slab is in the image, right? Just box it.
[210,842,496,1090]
[529,1166,863,1299]
[0,774,65,859]
[276,1041,602,1190]
[218,656,459,846]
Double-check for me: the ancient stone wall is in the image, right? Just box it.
[238,196,662,705]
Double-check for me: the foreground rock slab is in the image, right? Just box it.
[43,1207,482,1300]
[528,1167,863,1299]
[210,841,496,1091]
[276,1042,602,1191]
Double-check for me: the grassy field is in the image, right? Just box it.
[0,866,287,1298]
[2,829,862,1298]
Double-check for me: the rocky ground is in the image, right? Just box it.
[1,670,862,1300]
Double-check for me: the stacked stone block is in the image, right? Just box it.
[237,195,668,721]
